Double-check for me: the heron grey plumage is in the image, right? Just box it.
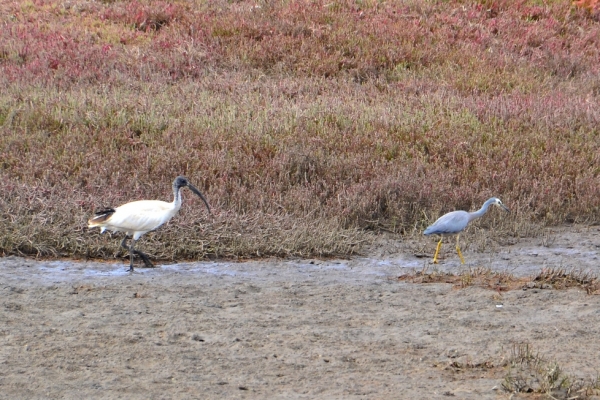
[423,197,509,264]
[88,176,211,272]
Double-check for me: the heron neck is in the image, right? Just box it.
[468,199,493,222]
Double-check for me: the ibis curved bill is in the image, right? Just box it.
[88,176,211,272]
[423,197,509,264]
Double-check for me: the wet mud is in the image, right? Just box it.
[1,226,600,398]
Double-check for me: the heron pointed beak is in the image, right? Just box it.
[499,204,510,213]
[187,183,212,215]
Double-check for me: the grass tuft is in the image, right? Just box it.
[502,342,600,398]
[398,266,528,291]
[398,266,600,294]
[529,268,600,293]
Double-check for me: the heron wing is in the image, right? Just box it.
[424,211,470,235]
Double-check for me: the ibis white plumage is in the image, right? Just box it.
[88,176,211,272]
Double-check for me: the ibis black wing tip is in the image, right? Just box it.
[88,208,116,225]
[94,208,116,216]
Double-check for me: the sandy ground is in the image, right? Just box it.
[1,225,600,399]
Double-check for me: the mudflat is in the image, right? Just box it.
[1,226,600,399]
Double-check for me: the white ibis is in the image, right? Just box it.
[424,197,509,264]
[88,176,211,272]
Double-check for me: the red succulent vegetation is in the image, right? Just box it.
[0,0,599,260]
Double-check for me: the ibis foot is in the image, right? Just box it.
[134,250,155,268]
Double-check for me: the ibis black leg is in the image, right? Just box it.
[136,251,154,268]
[120,236,154,271]
[128,241,136,272]
[121,236,135,272]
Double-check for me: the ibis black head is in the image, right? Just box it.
[174,176,190,189]
[173,176,212,215]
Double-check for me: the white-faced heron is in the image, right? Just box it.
[423,197,509,264]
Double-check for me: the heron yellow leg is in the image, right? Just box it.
[455,234,465,264]
[432,238,443,264]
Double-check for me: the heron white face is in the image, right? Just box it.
[494,198,510,212]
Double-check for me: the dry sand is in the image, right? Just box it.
[1,226,600,399]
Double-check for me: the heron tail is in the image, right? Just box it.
[88,208,116,227]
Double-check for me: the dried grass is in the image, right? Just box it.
[529,268,600,294]
[397,266,600,294]
[398,266,529,291]
[502,342,600,398]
